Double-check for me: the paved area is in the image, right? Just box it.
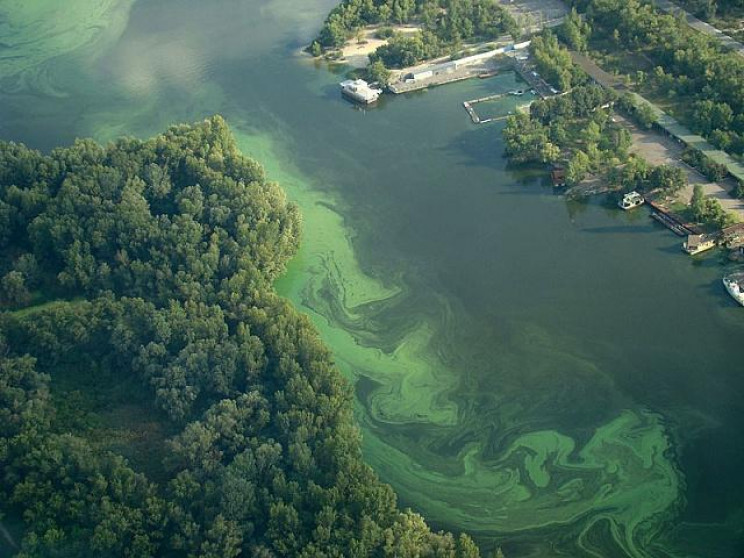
[388,57,506,93]
[570,50,744,220]
[616,113,744,218]
[650,0,744,58]
[500,0,568,34]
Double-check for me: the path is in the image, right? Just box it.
[616,113,744,217]
[570,51,744,220]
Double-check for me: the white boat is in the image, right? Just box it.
[723,272,744,306]
[619,191,644,210]
[339,79,382,104]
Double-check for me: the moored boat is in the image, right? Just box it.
[339,79,382,104]
[723,272,744,306]
[619,191,644,210]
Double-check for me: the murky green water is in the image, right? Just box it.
[2,1,743,556]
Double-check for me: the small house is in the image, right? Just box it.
[550,166,566,187]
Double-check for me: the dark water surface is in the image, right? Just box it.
[2,1,743,556]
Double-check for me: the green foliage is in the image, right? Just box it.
[571,0,744,155]
[504,85,624,182]
[314,0,518,70]
[558,8,592,52]
[370,30,442,68]
[0,118,480,557]
[608,156,688,194]
[689,183,736,228]
[530,30,586,92]
[367,59,392,85]
[681,148,729,181]
[0,271,30,307]
[735,179,744,199]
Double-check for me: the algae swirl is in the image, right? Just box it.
[0,0,692,555]
[0,0,135,93]
[265,130,684,555]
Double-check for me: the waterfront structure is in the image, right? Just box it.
[550,166,566,187]
[683,233,717,255]
[340,79,382,104]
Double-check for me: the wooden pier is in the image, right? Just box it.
[647,200,701,236]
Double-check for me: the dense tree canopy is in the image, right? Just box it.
[313,0,518,71]
[503,85,626,182]
[529,30,586,92]
[0,117,481,557]
[568,0,744,156]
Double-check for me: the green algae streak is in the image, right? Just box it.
[0,0,135,93]
[263,131,683,554]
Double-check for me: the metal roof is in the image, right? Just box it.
[631,93,744,184]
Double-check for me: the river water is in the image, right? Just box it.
[1,1,743,556]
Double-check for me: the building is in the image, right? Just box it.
[339,79,382,104]
[682,233,717,255]
[721,223,744,248]
[409,69,433,81]
[550,166,566,187]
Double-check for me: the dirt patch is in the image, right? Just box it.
[338,25,421,68]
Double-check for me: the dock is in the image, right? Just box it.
[512,61,555,98]
[462,91,533,124]
[647,200,701,236]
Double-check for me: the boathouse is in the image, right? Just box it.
[683,233,717,255]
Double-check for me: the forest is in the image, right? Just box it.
[312,0,518,70]
[566,0,744,157]
[504,84,632,184]
[678,0,744,21]
[503,80,688,197]
[0,117,482,557]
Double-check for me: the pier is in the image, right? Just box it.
[512,61,555,98]
[647,200,701,236]
[462,91,533,124]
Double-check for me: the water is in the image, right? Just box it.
[2,1,743,556]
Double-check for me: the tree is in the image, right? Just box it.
[567,150,591,184]
[0,119,483,557]
[0,271,30,307]
[367,59,391,85]
[690,184,706,220]
[634,102,657,129]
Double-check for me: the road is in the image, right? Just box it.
[616,113,744,218]
[569,51,744,220]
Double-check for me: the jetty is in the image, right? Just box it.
[388,42,530,94]
[512,61,555,98]
[462,91,533,124]
[647,200,700,237]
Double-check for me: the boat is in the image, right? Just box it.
[618,191,644,210]
[723,272,744,306]
[339,79,382,104]
[683,233,717,255]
